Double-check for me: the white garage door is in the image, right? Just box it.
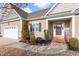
[3,27,18,39]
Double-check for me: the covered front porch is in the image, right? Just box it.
[46,16,75,43]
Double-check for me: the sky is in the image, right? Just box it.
[0,3,54,13]
[21,3,54,13]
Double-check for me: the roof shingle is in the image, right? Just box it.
[27,8,50,19]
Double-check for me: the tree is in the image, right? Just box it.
[14,3,28,8]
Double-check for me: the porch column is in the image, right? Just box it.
[20,19,22,40]
[46,19,48,30]
[72,15,75,37]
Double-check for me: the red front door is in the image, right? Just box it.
[56,23,62,35]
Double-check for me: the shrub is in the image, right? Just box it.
[36,37,51,45]
[35,37,44,44]
[44,30,48,40]
[69,37,79,50]
[20,20,30,43]
[29,32,36,45]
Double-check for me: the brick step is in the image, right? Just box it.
[52,37,66,43]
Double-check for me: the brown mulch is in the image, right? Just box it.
[0,47,48,56]
[0,47,79,56]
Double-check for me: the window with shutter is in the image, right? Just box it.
[29,22,41,32]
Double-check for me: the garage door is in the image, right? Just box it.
[3,27,18,39]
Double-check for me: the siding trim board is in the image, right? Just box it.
[72,6,79,12]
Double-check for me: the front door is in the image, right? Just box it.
[53,23,64,37]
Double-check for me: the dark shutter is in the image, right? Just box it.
[30,24,32,32]
[39,23,41,32]
[32,24,35,32]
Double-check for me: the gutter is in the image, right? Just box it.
[26,16,46,21]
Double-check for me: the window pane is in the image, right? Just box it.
[36,23,39,31]
[30,24,32,32]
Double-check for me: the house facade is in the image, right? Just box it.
[28,3,79,43]
[1,3,79,43]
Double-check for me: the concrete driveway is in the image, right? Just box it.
[0,37,18,47]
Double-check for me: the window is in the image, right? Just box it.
[36,23,39,31]
[29,22,41,32]
[30,24,34,32]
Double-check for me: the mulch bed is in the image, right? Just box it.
[0,47,79,56]
[0,47,47,56]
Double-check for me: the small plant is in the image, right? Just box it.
[44,30,49,40]
[29,32,36,45]
[35,37,44,45]
[36,37,51,45]
[69,37,79,50]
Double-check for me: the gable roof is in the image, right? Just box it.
[48,3,79,14]
[44,3,58,16]
[0,3,28,22]
[27,8,50,20]
[45,3,79,18]
[10,4,28,19]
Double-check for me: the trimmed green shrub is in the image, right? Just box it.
[44,30,48,40]
[69,37,79,49]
